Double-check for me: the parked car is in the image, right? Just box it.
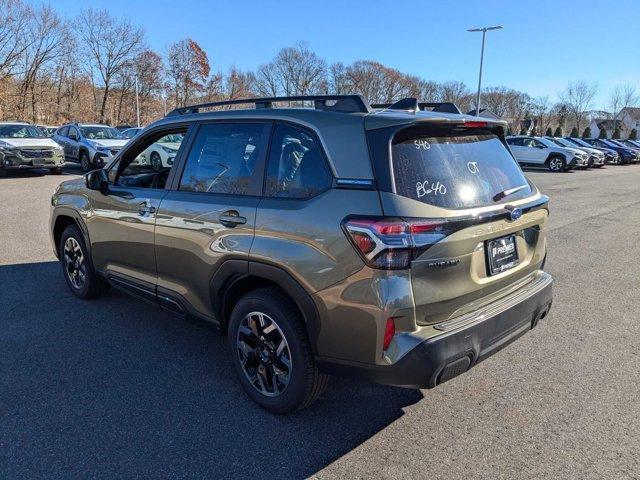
[36,125,58,138]
[582,138,639,164]
[121,127,143,139]
[545,136,605,168]
[564,137,619,165]
[606,139,640,160]
[0,121,64,174]
[619,139,640,149]
[506,135,589,171]
[53,123,129,172]
[50,95,553,413]
[141,133,183,170]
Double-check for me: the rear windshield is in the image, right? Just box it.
[391,130,532,209]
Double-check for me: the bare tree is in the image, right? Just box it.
[256,43,326,98]
[167,38,210,106]
[77,9,145,123]
[609,83,639,132]
[223,68,256,101]
[559,80,598,133]
[19,5,69,122]
[0,0,30,81]
[528,96,557,135]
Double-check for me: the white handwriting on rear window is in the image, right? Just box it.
[413,139,431,150]
[416,180,447,198]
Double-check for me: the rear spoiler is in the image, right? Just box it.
[371,98,462,115]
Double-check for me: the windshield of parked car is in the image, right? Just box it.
[391,129,532,209]
[158,133,183,144]
[568,138,591,148]
[0,124,46,139]
[548,137,574,148]
[80,126,125,140]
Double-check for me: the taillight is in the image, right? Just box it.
[464,120,488,128]
[342,216,448,270]
[383,318,395,350]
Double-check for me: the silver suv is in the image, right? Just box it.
[50,95,553,413]
[53,123,129,172]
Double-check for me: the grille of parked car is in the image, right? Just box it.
[19,148,54,158]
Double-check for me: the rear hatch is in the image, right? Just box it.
[365,119,548,325]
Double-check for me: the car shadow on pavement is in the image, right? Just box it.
[1,261,423,479]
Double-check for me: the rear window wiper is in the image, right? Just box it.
[493,184,528,202]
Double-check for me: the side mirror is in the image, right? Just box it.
[85,169,109,194]
[69,133,78,141]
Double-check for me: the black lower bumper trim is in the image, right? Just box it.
[319,272,553,389]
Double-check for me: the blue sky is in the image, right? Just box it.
[49,0,639,109]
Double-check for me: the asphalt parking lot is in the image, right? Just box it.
[2,164,639,479]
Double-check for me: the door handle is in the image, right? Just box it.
[219,210,246,227]
[138,199,156,216]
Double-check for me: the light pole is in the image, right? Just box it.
[467,25,503,116]
[135,74,141,127]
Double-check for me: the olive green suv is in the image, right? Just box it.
[50,95,553,413]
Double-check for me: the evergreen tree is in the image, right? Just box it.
[582,127,591,138]
[553,126,563,137]
[612,127,621,139]
[570,127,579,138]
[519,127,527,135]
[545,127,553,137]
[630,129,637,140]
[598,128,607,139]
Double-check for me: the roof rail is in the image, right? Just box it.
[166,95,371,117]
[371,99,462,115]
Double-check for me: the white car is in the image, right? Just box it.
[0,122,65,174]
[506,135,589,172]
[139,133,183,171]
[545,136,605,168]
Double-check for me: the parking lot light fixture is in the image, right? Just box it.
[467,25,503,116]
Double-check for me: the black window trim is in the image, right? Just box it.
[261,119,334,201]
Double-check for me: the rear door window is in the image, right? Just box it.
[179,123,266,195]
[391,129,532,209]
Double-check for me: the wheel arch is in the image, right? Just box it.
[545,152,566,164]
[51,209,91,259]
[211,260,322,355]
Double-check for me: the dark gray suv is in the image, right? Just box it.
[50,95,553,413]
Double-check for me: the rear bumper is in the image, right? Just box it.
[320,271,553,389]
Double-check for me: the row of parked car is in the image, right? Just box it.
[2,119,640,176]
[506,135,640,172]
[0,121,181,174]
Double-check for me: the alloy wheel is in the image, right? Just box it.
[550,158,563,171]
[150,152,162,171]
[236,311,292,397]
[63,237,86,289]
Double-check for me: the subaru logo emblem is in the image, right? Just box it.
[507,207,522,221]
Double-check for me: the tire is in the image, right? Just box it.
[227,287,328,414]
[49,167,62,175]
[59,224,103,299]
[150,151,162,171]
[79,150,91,173]
[547,155,566,172]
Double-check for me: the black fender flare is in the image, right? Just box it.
[210,259,322,355]
[51,207,92,263]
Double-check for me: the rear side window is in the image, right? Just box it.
[391,129,532,209]
[265,124,332,199]
[179,123,264,195]
[58,126,69,137]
